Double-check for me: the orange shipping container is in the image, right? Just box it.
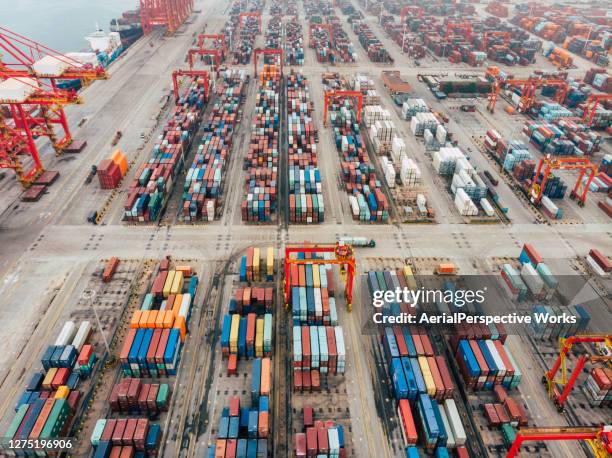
[155,310,165,328]
[258,411,269,438]
[111,149,128,176]
[174,316,186,342]
[175,265,193,277]
[172,294,182,318]
[215,439,226,458]
[436,263,456,274]
[131,310,142,328]
[146,311,157,328]
[139,310,149,328]
[261,357,271,397]
[164,311,175,328]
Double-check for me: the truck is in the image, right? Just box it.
[459,104,476,112]
[484,170,498,186]
[435,263,457,275]
[338,237,376,248]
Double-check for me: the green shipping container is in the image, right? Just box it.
[4,404,29,440]
[91,419,106,446]
[157,384,169,408]
[501,423,516,448]
[40,399,69,439]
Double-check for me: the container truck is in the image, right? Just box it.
[338,236,375,247]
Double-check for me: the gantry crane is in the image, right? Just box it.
[239,12,262,33]
[308,24,334,48]
[253,49,283,77]
[445,21,472,41]
[140,0,194,35]
[507,426,612,458]
[542,334,611,411]
[581,94,612,127]
[530,156,598,207]
[189,34,228,71]
[487,77,569,113]
[284,242,356,311]
[399,6,424,22]
[323,90,363,127]
[171,69,210,101]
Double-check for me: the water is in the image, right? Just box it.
[0,0,134,54]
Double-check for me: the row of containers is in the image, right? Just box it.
[124,76,208,222]
[288,255,346,393]
[98,149,129,190]
[206,359,271,457]
[367,267,531,455]
[327,86,390,222]
[181,70,248,222]
[349,19,394,64]
[4,321,98,454]
[294,406,346,457]
[287,71,325,223]
[92,260,197,457]
[306,0,357,64]
[241,65,281,222]
[233,2,262,64]
[238,247,275,282]
[285,12,305,65]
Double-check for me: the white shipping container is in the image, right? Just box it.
[55,321,77,347]
[71,321,92,352]
[444,399,467,446]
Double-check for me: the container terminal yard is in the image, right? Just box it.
[0,0,611,456]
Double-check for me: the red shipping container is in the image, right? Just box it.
[120,330,137,364]
[78,344,94,366]
[398,399,418,445]
[112,419,127,444]
[303,406,314,428]
[294,368,303,391]
[226,439,237,458]
[589,249,612,272]
[229,396,240,417]
[120,446,135,458]
[295,432,307,457]
[134,419,148,451]
[101,419,117,442]
[434,356,454,399]
[311,370,321,391]
[494,403,510,424]
[123,418,138,446]
[306,427,317,457]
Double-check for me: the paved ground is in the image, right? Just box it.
[0,0,610,457]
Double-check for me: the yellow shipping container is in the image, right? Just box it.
[312,264,320,288]
[42,368,57,390]
[418,356,436,397]
[266,247,274,277]
[54,386,70,399]
[170,270,184,295]
[255,318,264,357]
[230,314,240,352]
[163,270,176,298]
[403,265,418,290]
[253,248,260,281]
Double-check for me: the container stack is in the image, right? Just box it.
[182,70,247,221]
[242,66,280,222]
[583,368,612,407]
[586,248,612,275]
[234,15,261,64]
[128,268,198,342]
[410,112,439,136]
[98,149,128,189]
[124,76,208,222]
[500,264,528,302]
[6,320,97,451]
[402,98,429,120]
[287,71,324,223]
[529,304,591,340]
[454,339,522,390]
[331,99,389,222]
[90,418,161,457]
[400,157,422,187]
[288,261,338,326]
[380,156,396,188]
[206,359,271,457]
[220,313,273,362]
[108,379,171,414]
[294,407,345,457]
[238,247,275,282]
[363,105,391,128]
[285,16,304,65]
[370,120,397,155]
[292,325,346,385]
[351,20,393,63]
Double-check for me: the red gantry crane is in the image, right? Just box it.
[581,93,612,127]
[399,6,424,22]
[487,77,569,113]
[189,35,228,71]
[323,90,363,127]
[482,31,511,51]
[284,242,356,311]
[140,0,194,35]
[507,426,612,458]
[0,26,108,186]
[253,49,283,77]
[530,156,598,206]
[542,334,611,411]
[171,69,210,101]
[445,21,473,41]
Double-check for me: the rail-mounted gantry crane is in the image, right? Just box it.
[581,93,612,127]
[253,49,283,77]
[284,242,356,311]
[507,426,612,458]
[323,91,363,127]
[188,34,228,71]
[0,26,108,186]
[487,77,569,113]
[530,156,598,207]
[238,12,263,33]
[171,69,210,101]
[542,334,611,411]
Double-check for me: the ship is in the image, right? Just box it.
[110,9,143,49]
[85,26,124,68]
